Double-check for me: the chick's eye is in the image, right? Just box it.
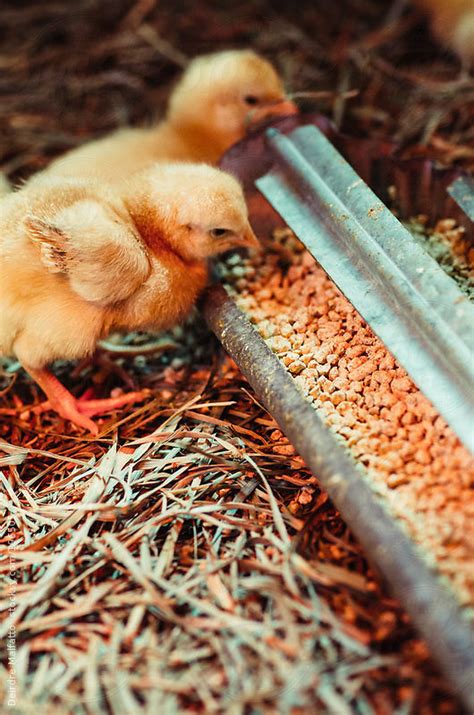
[210,228,230,239]
[244,95,259,106]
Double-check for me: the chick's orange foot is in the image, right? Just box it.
[24,367,148,434]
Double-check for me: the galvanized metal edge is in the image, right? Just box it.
[202,283,474,712]
[447,175,474,222]
[255,126,474,454]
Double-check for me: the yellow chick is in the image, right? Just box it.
[0,163,257,433]
[37,49,296,182]
[413,0,474,65]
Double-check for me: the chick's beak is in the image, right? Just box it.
[240,223,260,251]
[222,224,260,253]
[271,99,299,116]
[248,98,298,127]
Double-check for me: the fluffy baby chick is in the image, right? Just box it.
[39,49,296,181]
[0,163,257,433]
[413,0,474,66]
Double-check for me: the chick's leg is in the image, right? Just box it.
[23,366,99,434]
[76,392,149,417]
[23,366,148,433]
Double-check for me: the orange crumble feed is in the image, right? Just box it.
[221,226,474,612]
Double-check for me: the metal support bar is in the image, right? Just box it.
[202,284,474,712]
[255,126,474,453]
[448,175,474,222]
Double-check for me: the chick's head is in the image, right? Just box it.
[167,50,297,154]
[124,163,259,263]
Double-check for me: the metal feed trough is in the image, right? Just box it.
[202,122,474,711]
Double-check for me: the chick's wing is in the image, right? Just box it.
[25,202,151,306]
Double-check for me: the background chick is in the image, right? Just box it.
[412,0,474,66]
[37,49,296,182]
[1,163,257,433]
